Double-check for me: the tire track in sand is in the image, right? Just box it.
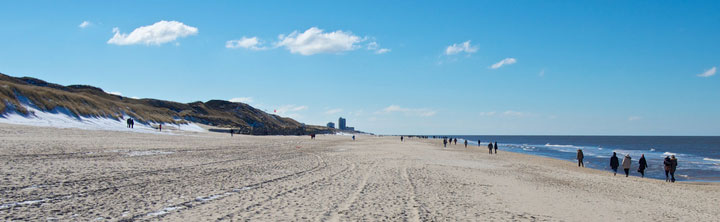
[324,161,374,222]
[401,166,421,222]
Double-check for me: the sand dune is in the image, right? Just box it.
[1,123,718,221]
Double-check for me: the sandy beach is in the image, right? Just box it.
[1,123,719,221]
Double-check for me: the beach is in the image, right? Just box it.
[1,123,719,221]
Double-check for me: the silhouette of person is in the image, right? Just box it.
[401,136,404,142]
[610,152,619,176]
[670,155,678,182]
[443,138,447,148]
[638,154,647,177]
[577,149,584,167]
[494,141,498,154]
[464,140,468,148]
[621,154,632,177]
[454,138,457,145]
[488,143,493,154]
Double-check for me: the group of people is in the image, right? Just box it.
[442,137,458,147]
[441,138,500,154]
[576,149,679,182]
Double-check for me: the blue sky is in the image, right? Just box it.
[1,1,719,135]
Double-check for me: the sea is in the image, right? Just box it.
[439,136,720,182]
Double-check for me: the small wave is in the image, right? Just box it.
[650,148,655,151]
[544,143,577,148]
[704,158,720,162]
[663,152,677,156]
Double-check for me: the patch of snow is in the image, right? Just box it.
[0,100,205,134]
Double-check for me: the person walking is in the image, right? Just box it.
[494,141,498,154]
[622,154,632,177]
[663,156,672,182]
[401,136,404,142]
[454,138,457,145]
[352,135,355,141]
[126,118,132,128]
[488,143,493,154]
[577,149,584,167]
[477,140,481,147]
[638,154,648,178]
[443,138,447,148]
[610,152,620,176]
[230,129,234,137]
[158,124,162,132]
[670,155,678,182]
[464,140,468,148]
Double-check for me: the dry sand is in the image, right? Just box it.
[1,123,719,221]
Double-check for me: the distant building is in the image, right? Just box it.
[338,117,346,130]
[327,122,335,128]
[346,127,354,131]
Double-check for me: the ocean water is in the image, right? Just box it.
[440,136,720,182]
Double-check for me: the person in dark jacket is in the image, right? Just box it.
[638,154,648,177]
[663,156,672,182]
[670,155,678,182]
[454,138,457,145]
[478,140,481,147]
[610,152,619,176]
[494,141,498,154]
[464,140,468,148]
[577,149,584,167]
[443,138,447,148]
[488,143,493,154]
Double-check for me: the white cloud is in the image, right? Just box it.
[226,37,265,50]
[108,91,122,96]
[628,116,642,121]
[479,111,496,116]
[697,67,716,77]
[107,20,198,46]
[229,97,253,103]
[367,41,391,54]
[480,110,533,118]
[375,48,391,54]
[274,105,308,114]
[379,105,436,117]
[276,27,364,55]
[325,108,343,115]
[490,58,517,69]
[445,40,477,55]
[79,21,91,29]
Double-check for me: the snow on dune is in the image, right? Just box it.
[0,104,205,134]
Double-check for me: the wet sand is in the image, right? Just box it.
[1,123,719,221]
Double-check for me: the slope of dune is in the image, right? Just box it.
[0,72,332,135]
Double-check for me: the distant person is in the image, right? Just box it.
[577,149,584,167]
[454,138,457,145]
[464,140,468,148]
[670,155,678,182]
[443,139,447,148]
[401,136,404,142]
[158,124,162,132]
[494,141,498,154]
[126,118,132,128]
[610,152,619,176]
[488,143,493,154]
[352,135,355,141]
[230,129,234,137]
[663,156,672,182]
[478,140,481,147]
[621,154,632,177]
[638,154,648,178]
[130,119,134,128]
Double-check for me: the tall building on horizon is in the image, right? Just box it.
[338,117,346,130]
